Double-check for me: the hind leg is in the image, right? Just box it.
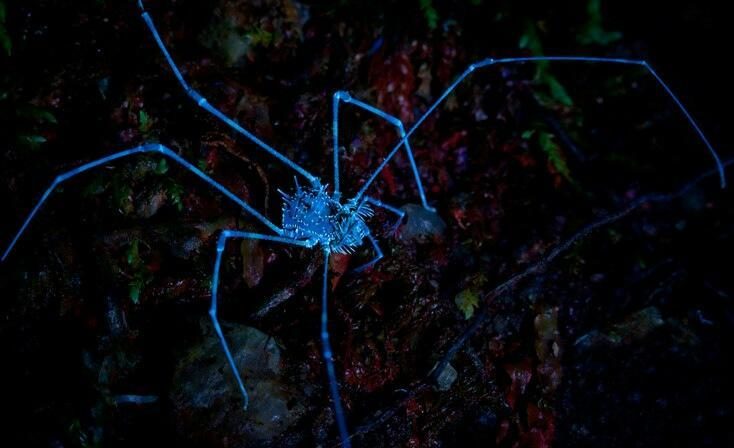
[320,248,352,447]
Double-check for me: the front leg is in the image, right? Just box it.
[364,196,406,235]
[332,91,435,211]
[351,233,384,273]
[2,144,281,262]
[210,230,312,409]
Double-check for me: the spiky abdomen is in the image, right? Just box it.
[280,184,372,253]
[329,215,370,254]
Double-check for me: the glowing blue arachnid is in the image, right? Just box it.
[1,1,728,447]
[280,182,373,254]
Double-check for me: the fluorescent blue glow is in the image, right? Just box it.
[1,144,281,262]
[280,181,373,254]
[320,249,352,447]
[364,195,406,235]
[333,91,436,212]
[364,196,405,220]
[351,233,384,273]
[211,231,312,410]
[332,92,342,196]
[139,7,317,185]
[354,56,727,203]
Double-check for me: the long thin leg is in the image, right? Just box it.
[136,0,317,185]
[320,249,351,447]
[351,234,384,274]
[2,143,281,262]
[333,91,435,211]
[354,56,727,204]
[364,196,406,233]
[210,230,312,409]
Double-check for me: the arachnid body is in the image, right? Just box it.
[1,1,727,447]
[280,182,376,254]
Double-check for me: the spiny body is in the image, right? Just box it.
[280,182,373,254]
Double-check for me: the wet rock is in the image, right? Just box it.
[399,204,446,241]
[431,361,458,391]
[170,324,305,447]
[574,306,665,352]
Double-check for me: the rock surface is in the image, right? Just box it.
[170,324,305,447]
[399,204,447,241]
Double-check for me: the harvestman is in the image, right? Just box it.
[1,1,726,446]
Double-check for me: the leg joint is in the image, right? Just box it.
[335,91,352,102]
[155,144,168,154]
[386,115,402,129]
[189,89,208,106]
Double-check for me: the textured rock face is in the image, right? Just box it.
[399,204,446,241]
[170,324,305,447]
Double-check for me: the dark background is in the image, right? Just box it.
[1,1,732,447]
